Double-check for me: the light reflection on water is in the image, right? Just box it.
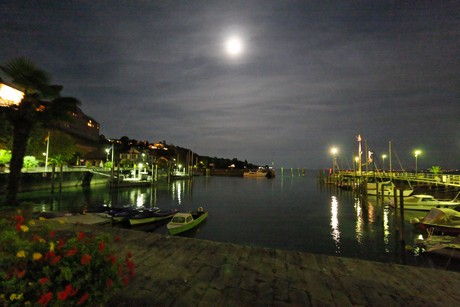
[330,196,340,253]
[14,172,460,270]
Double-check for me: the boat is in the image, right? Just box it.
[107,206,158,222]
[398,194,460,211]
[167,207,208,235]
[243,167,275,178]
[415,234,460,260]
[129,208,178,226]
[410,208,460,235]
[366,179,413,197]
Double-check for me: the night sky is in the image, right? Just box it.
[1,1,459,169]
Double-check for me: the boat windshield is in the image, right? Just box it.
[171,216,185,223]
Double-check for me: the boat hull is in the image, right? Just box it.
[167,211,208,235]
[129,210,177,226]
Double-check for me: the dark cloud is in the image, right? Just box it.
[1,0,459,169]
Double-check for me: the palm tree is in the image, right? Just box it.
[0,57,80,205]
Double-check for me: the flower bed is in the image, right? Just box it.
[0,213,135,306]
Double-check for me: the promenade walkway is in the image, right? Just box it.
[48,214,460,306]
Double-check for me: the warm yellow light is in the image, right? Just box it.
[414,150,421,157]
[0,83,24,106]
[330,147,338,155]
[382,154,387,159]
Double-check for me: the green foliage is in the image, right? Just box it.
[22,156,38,169]
[104,161,113,169]
[0,149,12,164]
[0,215,135,305]
[429,166,442,174]
[85,161,92,168]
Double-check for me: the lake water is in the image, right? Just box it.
[17,171,459,271]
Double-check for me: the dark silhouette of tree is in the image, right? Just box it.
[0,57,79,205]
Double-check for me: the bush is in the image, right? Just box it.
[0,215,134,306]
[23,156,39,169]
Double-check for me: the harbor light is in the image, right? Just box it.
[382,154,387,171]
[330,147,338,174]
[414,150,421,175]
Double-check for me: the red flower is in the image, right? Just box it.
[15,215,24,231]
[126,258,135,276]
[38,292,53,306]
[126,251,133,259]
[33,234,42,242]
[65,247,78,257]
[106,278,113,288]
[57,239,65,250]
[57,284,77,301]
[77,231,85,241]
[49,230,56,238]
[50,255,62,265]
[114,235,122,242]
[15,269,26,278]
[81,254,92,265]
[77,292,90,305]
[39,277,49,284]
[107,255,117,265]
[99,241,105,253]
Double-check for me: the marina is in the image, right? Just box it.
[15,171,460,271]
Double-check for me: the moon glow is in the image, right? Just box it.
[225,36,243,56]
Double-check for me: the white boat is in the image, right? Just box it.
[243,167,275,178]
[401,195,460,211]
[366,179,413,197]
[410,208,460,235]
[167,207,208,235]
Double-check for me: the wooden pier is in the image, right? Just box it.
[325,171,460,189]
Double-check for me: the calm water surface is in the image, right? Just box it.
[17,171,458,270]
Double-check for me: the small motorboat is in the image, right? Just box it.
[129,208,178,226]
[410,208,460,235]
[166,207,208,235]
[415,234,460,260]
[107,206,158,223]
[399,194,460,211]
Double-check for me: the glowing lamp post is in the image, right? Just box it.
[381,154,387,172]
[330,147,338,174]
[414,150,421,175]
[105,148,110,162]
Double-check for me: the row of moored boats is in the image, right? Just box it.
[106,205,208,235]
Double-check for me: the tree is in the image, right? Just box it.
[0,57,80,205]
[429,166,442,174]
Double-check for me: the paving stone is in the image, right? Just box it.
[43,221,460,307]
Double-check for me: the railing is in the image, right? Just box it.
[336,171,460,187]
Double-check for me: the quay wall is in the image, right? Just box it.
[0,170,110,193]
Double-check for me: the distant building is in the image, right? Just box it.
[59,107,100,142]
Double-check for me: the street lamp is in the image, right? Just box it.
[414,150,421,175]
[330,147,338,174]
[381,154,387,172]
[105,148,110,162]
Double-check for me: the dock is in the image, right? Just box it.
[46,214,460,306]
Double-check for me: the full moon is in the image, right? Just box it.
[225,36,243,56]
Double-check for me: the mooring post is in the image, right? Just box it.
[399,188,405,244]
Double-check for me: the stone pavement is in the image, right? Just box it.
[48,214,460,307]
